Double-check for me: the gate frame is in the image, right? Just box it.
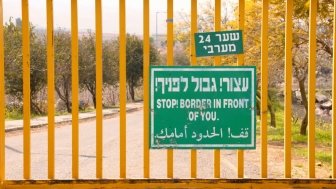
[0,0,336,187]
[1,179,336,189]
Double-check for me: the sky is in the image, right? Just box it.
[3,0,236,35]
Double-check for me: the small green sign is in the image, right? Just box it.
[150,66,256,149]
[195,30,243,57]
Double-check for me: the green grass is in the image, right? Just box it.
[259,100,333,164]
[316,151,332,164]
[53,108,97,117]
[5,109,23,120]
[5,109,47,120]
[265,109,332,146]
[294,147,332,164]
[55,111,70,116]
[79,108,95,113]
[294,147,307,157]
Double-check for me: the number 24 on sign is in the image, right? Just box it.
[198,32,240,44]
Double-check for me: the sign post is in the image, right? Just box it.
[150,66,256,149]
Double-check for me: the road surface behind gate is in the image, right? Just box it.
[4,109,331,180]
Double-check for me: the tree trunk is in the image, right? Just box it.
[298,78,308,135]
[85,84,96,109]
[300,112,308,135]
[65,98,71,113]
[129,83,135,102]
[55,79,72,113]
[268,100,276,127]
[92,95,96,109]
[112,90,116,106]
[31,100,43,115]
[256,90,276,127]
[65,87,72,113]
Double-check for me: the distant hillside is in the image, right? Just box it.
[34,28,122,41]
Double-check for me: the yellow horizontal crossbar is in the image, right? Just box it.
[2,179,336,189]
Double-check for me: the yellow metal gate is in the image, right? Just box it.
[0,0,336,188]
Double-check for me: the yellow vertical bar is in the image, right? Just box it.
[143,0,150,179]
[237,0,244,66]
[119,0,127,179]
[167,0,174,66]
[0,0,5,182]
[333,0,336,179]
[71,0,79,179]
[190,0,197,66]
[190,0,197,179]
[95,0,103,179]
[167,0,174,179]
[22,0,31,180]
[214,0,221,179]
[308,0,317,179]
[46,0,55,180]
[284,0,293,179]
[214,0,221,66]
[260,0,268,178]
[237,0,245,179]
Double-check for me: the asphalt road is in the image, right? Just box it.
[4,110,249,180]
[6,109,325,180]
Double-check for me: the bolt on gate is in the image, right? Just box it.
[0,0,336,188]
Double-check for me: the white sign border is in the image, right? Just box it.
[150,67,255,149]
